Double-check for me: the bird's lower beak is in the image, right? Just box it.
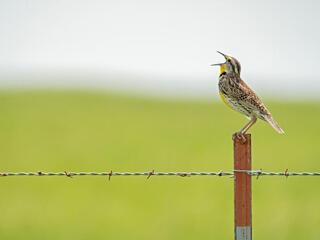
[210,63,224,66]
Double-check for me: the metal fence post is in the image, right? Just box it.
[234,134,252,240]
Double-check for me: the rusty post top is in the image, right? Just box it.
[233,133,251,145]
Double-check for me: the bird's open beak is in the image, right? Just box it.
[210,51,228,66]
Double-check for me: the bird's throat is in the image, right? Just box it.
[220,64,226,74]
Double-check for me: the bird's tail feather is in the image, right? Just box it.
[263,115,285,134]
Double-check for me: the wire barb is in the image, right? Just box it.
[64,171,73,178]
[147,170,155,179]
[256,169,262,179]
[178,173,190,177]
[108,170,113,181]
[284,169,289,178]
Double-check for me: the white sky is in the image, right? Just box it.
[0,0,320,98]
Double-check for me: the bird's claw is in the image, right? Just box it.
[232,132,247,143]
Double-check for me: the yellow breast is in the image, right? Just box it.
[219,92,234,110]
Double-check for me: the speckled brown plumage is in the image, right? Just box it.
[219,73,270,119]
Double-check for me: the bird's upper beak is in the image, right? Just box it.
[210,51,227,66]
[217,51,228,59]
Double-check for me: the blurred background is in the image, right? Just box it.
[0,1,320,239]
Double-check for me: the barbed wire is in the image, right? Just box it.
[0,170,320,179]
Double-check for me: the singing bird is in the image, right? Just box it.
[211,51,284,140]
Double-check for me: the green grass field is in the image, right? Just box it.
[0,90,319,239]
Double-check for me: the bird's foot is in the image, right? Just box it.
[232,132,247,143]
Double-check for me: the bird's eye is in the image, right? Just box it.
[227,59,231,62]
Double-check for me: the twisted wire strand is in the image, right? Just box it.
[0,171,233,177]
[0,170,320,178]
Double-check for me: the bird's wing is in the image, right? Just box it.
[228,77,271,118]
[224,76,284,133]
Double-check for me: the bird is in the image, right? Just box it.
[211,51,284,140]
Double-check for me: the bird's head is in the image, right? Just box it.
[211,51,241,76]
